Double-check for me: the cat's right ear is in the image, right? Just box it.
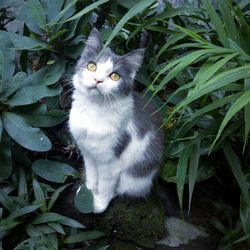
[84,28,103,54]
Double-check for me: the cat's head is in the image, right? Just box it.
[73,28,144,99]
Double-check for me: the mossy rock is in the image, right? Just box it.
[96,195,165,248]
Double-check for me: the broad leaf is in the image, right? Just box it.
[26,0,46,28]
[2,112,51,152]
[32,159,80,183]
[0,72,27,101]
[74,185,93,214]
[14,104,66,128]
[0,31,47,50]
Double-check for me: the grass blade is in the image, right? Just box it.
[212,89,250,149]
[66,0,109,22]
[201,0,230,48]
[243,78,250,152]
[223,141,250,206]
[32,179,47,213]
[64,230,105,244]
[166,65,250,125]
[176,146,192,217]
[104,0,155,48]
[188,140,201,214]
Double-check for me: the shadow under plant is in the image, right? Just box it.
[0,0,250,249]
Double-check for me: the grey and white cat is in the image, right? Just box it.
[69,28,164,213]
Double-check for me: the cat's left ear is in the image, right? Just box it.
[123,48,145,77]
[84,28,103,53]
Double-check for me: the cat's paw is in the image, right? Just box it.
[93,195,109,213]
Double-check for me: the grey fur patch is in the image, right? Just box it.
[132,92,163,138]
[127,133,164,178]
[113,130,131,158]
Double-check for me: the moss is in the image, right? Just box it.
[96,195,165,248]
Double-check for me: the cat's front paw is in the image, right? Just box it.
[93,194,109,213]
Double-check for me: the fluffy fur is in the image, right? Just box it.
[69,28,164,213]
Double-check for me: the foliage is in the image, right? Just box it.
[0,0,250,248]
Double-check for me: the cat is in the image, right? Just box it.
[69,28,164,213]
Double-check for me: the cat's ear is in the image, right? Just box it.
[84,28,103,53]
[123,48,145,76]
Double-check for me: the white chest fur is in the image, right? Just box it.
[69,91,133,159]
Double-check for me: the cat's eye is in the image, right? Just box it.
[110,72,120,81]
[87,62,97,71]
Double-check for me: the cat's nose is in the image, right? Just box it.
[94,78,103,84]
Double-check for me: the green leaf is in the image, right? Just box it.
[74,185,93,214]
[176,146,192,216]
[0,72,27,101]
[152,49,235,97]
[66,0,110,22]
[219,1,241,47]
[2,112,52,152]
[32,159,80,183]
[18,168,28,199]
[185,93,240,124]
[48,222,65,235]
[64,230,105,244]
[48,183,72,211]
[223,142,250,206]
[0,189,15,212]
[193,53,238,91]
[104,0,155,48]
[212,89,250,149]
[201,0,230,48]
[188,140,200,214]
[26,0,46,27]
[31,212,85,228]
[0,118,2,142]
[0,48,15,91]
[33,179,47,213]
[8,204,41,220]
[167,65,250,125]
[244,78,250,151]
[5,84,62,106]
[240,195,250,234]
[0,132,12,180]
[15,104,66,128]
[0,31,47,50]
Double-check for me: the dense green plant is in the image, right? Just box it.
[143,0,250,248]
[1,0,250,248]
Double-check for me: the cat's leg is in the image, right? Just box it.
[93,162,121,213]
[83,155,98,194]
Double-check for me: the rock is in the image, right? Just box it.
[96,195,165,248]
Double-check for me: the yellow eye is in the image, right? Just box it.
[110,72,120,81]
[87,62,97,71]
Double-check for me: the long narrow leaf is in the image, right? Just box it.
[201,0,230,48]
[212,89,250,149]
[104,0,155,48]
[32,179,47,213]
[188,140,201,214]
[176,146,192,216]
[223,142,250,205]
[244,78,250,152]
[166,65,250,124]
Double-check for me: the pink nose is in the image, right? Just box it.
[94,78,103,84]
